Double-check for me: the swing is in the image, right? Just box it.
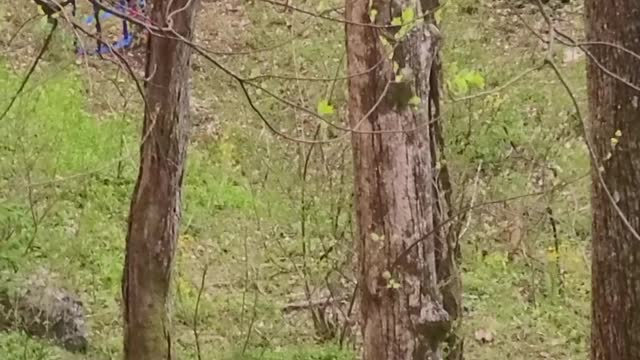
[78,0,147,55]
[33,0,147,56]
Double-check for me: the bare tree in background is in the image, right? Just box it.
[586,0,640,359]
[345,0,461,358]
[121,0,198,358]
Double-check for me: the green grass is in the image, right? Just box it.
[0,0,592,359]
[226,344,354,360]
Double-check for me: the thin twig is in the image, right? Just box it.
[392,172,589,269]
[0,19,57,122]
[193,264,208,360]
[448,65,544,103]
[458,161,482,240]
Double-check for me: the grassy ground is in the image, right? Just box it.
[0,0,591,359]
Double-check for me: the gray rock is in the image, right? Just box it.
[0,269,89,353]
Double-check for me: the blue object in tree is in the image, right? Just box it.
[83,0,145,25]
[76,0,146,56]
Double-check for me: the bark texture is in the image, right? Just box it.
[345,0,461,359]
[121,0,198,359]
[586,1,640,359]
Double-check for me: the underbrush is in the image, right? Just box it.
[0,0,591,359]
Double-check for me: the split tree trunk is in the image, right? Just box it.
[345,0,461,359]
[585,1,640,359]
[121,1,198,359]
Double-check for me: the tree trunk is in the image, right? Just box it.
[345,0,461,359]
[121,1,197,359]
[586,1,640,359]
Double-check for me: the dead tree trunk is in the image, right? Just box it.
[121,1,198,359]
[585,1,640,359]
[345,0,461,359]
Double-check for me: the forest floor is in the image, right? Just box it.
[0,0,591,359]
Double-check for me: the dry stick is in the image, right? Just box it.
[23,165,58,254]
[283,294,349,312]
[316,54,346,268]
[240,285,260,355]
[457,161,482,240]
[238,225,271,355]
[534,0,555,59]
[298,48,345,243]
[339,280,358,348]
[239,226,251,345]
[546,205,563,291]
[293,28,329,328]
[0,19,57,122]
[330,146,350,240]
[268,226,328,335]
[193,264,208,360]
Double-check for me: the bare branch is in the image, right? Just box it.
[0,19,57,122]
[193,264,208,360]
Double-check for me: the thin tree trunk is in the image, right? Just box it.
[430,45,463,360]
[345,0,460,358]
[585,1,640,359]
[121,1,198,359]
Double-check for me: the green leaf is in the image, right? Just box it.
[452,69,485,94]
[387,279,402,289]
[408,95,421,106]
[391,16,402,26]
[464,71,486,89]
[611,137,619,148]
[453,76,469,94]
[402,7,415,23]
[369,8,378,23]
[317,99,335,115]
